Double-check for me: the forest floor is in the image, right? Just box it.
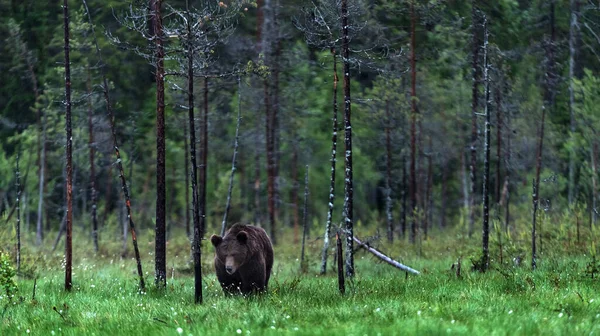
[2,227,600,335]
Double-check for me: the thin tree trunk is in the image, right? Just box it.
[221,76,243,236]
[440,164,448,229]
[337,231,345,295]
[184,0,201,303]
[153,0,167,289]
[184,120,190,238]
[385,100,393,243]
[425,143,433,240]
[63,0,73,291]
[568,0,580,206]
[341,0,354,278]
[300,166,309,273]
[320,48,339,274]
[591,142,597,228]
[262,0,276,245]
[273,22,281,225]
[87,66,99,254]
[469,1,481,239]
[254,111,261,226]
[15,154,21,272]
[353,236,420,275]
[409,0,418,244]
[532,0,556,271]
[481,17,490,272]
[495,86,502,204]
[400,152,407,238]
[36,110,47,245]
[505,97,512,234]
[199,77,208,239]
[531,179,537,270]
[291,144,299,244]
[461,151,469,214]
[265,79,276,244]
[82,0,145,291]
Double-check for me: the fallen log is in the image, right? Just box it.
[353,236,420,275]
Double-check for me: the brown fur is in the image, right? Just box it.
[210,224,274,294]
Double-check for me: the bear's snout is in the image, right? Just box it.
[225,265,234,274]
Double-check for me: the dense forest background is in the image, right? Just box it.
[1,0,600,257]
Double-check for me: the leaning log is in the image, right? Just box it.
[353,236,420,275]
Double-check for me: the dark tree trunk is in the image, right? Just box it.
[568,0,580,205]
[469,1,481,238]
[532,0,556,271]
[184,0,201,303]
[64,0,73,291]
[36,110,47,245]
[481,17,490,272]
[495,86,502,204]
[400,151,407,238]
[320,48,338,274]
[291,144,299,244]
[153,0,167,289]
[409,0,418,244]
[300,166,309,273]
[254,111,262,226]
[265,79,276,244]
[440,164,448,229]
[184,120,190,238]
[341,0,354,279]
[336,231,345,295]
[531,179,538,270]
[82,0,145,291]
[273,27,281,225]
[385,100,394,243]
[425,141,433,240]
[591,142,597,227]
[504,95,512,234]
[199,77,208,240]
[15,154,21,272]
[87,66,99,254]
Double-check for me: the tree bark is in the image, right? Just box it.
[385,100,394,243]
[591,142,597,228]
[353,236,420,275]
[184,120,190,238]
[15,154,21,272]
[320,48,339,274]
[199,77,208,240]
[495,86,502,204]
[409,0,418,244]
[184,0,201,303]
[87,66,99,254]
[64,0,73,291]
[532,0,556,271]
[336,231,345,295]
[300,166,309,273]
[481,17,490,272]
[341,0,354,278]
[568,0,580,206]
[469,1,481,239]
[153,0,167,289]
[36,109,47,245]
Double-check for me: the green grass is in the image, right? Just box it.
[2,228,600,335]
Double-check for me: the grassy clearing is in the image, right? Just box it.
[2,227,600,335]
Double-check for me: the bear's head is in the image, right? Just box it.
[210,231,250,275]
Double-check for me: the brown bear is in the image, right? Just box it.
[210,224,274,295]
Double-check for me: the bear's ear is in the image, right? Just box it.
[210,234,222,247]
[236,231,248,244]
